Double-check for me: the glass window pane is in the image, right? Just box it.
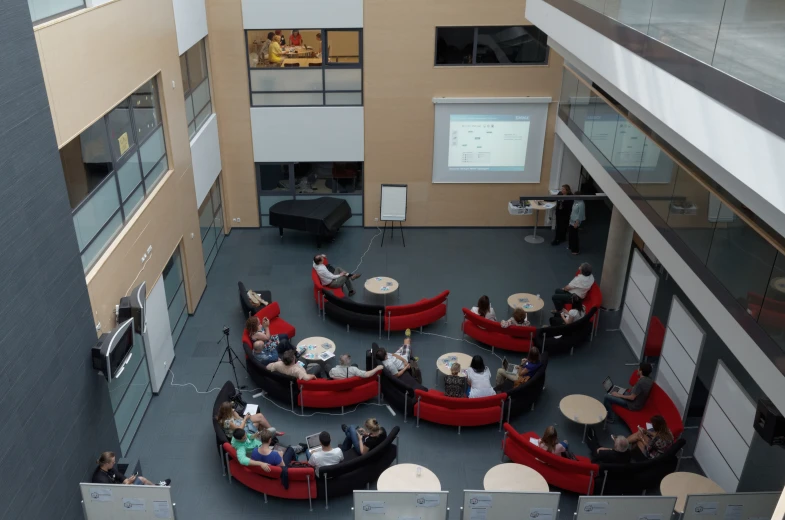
[27,0,84,23]
[436,28,475,64]
[192,78,211,116]
[326,30,360,64]
[60,118,113,209]
[325,92,362,105]
[72,176,121,250]
[120,382,151,454]
[163,248,184,297]
[123,184,145,218]
[758,253,785,347]
[106,101,135,161]
[179,54,190,95]
[145,155,168,188]
[476,26,548,64]
[249,69,323,91]
[81,211,122,271]
[251,92,324,106]
[107,331,145,412]
[168,284,187,333]
[211,181,222,212]
[117,153,142,200]
[202,225,216,263]
[188,122,196,139]
[186,40,209,88]
[171,305,187,347]
[194,102,212,132]
[324,69,362,91]
[215,206,225,248]
[293,161,363,194]
[185,94,195,125]
[113,356,149,441]
[131,80,162,143]
[140,127,166,176]
[258,163,290,192]
[259,195,294,215]
[205,241,218,272]
[667,167,717,264]
[199,197,215,239]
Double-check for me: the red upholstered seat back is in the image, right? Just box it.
[644,316,665,357]
[223,443,314,481]
[461,308,535,338]
[386,291,449,316]
[256,302,281,320]
[299,375,376,392]
[414,389,506,409]
[626,370,684,438]
[242,328,253,350]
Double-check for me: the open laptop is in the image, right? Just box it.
[305,433,323,455]
[502,357,519,375]
[602,376,631,395]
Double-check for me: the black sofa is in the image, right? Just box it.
[318,426,400,508]
[367,343,427,419]
[243,343,300,409]
[323,290,383,333]
[496,353,549,420]
[594,437,687,495]
[212,380,237,475]
[238,281,272,319]
[533,306,598,355]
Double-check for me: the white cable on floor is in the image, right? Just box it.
[351,223,382,274]
[416,330,505,362]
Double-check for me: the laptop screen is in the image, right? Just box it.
[602,376,613,392]
[306,433,321,449]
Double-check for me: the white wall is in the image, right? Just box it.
[191,114,223,207]
[172,0,208,55]
[241,0,363,29]
[527,0,785,240]
[250,107,364,162]
[144,276,175,393]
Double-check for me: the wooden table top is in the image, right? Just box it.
[364,276,399,295]
[483,463,549,492]
[377,464,441,491]
[436,352,473,376]
[507,293,545,312]
[660,472,724,513]
[296,336,335,362]
[559,394,607,425]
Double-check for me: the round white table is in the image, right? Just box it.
[436,352,472,387]
[660,472,723,514]
[559,394,607,443]
[525,201,556,244]
[507,293,545,325]
[377,464,441,491]
[364,276,399,305]
[296,336,336,363]
[483,463,549,491]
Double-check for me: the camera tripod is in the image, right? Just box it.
[206,326,247,391]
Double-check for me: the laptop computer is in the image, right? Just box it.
[305,433,323,455]
[602,376,630,395]
[502,357,519,375]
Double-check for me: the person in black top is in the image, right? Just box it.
[340,418,387,455]
[551,184,574,246]
[589,435,631,464]
[91,451,171,487]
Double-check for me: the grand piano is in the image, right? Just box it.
[269,197,352,247]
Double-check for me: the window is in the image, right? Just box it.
[162,247,188,347]
[436,26,548,66]
[246,29,362,106]
[27,0,83,23]
[61,78,169,272]
[180,39,212,138]
[198,177,226,274]
[257,162,363,227]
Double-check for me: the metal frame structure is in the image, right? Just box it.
[434,26,549,66]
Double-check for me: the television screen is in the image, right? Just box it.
[91,318,135,382]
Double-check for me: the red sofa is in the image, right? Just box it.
[413,389,507,433]
[502,423,598,494]
[224,442,316,508]
[644,316,665,358]
[297,375,380,412]
[241,303,296,348]
[312,258,344,310]
[461,307,536,353]
[612,370,684,439]
[385,290,449,336]
[564,273,602,337]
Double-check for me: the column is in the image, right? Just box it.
[600,206,634,310]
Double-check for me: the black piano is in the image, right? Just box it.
[269,197,352,247]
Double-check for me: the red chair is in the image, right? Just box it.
[223,442,316,508]
[462,308,536,353]
[312,256,345,310]
[384,290,449,337]
[644,316,665,358]
[611,370,684,439]
[564,270,603,339]
[502,423,598,494]
[413,389,507,433]
[242,303,296,350]
[298,375,380,413]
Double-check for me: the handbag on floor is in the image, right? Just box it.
[408,360,422,384]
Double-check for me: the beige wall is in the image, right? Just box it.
[364,0,564,226]
[35,0,207,333]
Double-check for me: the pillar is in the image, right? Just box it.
[600,206,634,310]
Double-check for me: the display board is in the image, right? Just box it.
[682,491,779,520]
[432,98,550,183]
[354,490,449,520]
[620,249,659,361]
[80,482,175,519]
[576,495,676,520]
[462,490,560,520]
[380,184,408,222]
[145,276,175,393]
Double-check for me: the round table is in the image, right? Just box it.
[525,201,556,244]
[770,277,785,294]
[559,394,607,443]
[660,472,723,513]
[483,463,549,492]
[436,352,473,385]
[377,464,441,491]
[507,293,545,325]
[364,276,399,304]
[296,336,336,363]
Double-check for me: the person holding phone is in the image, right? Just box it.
[214,401,281,438]
[495,347,542,387]
[627,415,673,460]
[92,452,170,486]
[339,418,387,455]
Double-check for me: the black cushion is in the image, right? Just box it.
[323,290,383,315]
[212,381,236,449]
[369,343,426,416]
[596,437,686,495]
[501,353,549,418]
[324,301,383,330]
[238,281,272,318]
[242,343,299,406]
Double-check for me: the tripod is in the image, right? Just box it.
[206,326,247,391]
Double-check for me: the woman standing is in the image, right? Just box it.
[568,191,585,255]
[465,355,495,398]
[551,184,574,246]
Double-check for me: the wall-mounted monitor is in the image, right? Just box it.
[119,281,146,335]
[91,318,135,383]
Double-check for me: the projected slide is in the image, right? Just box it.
[447,115,530,171]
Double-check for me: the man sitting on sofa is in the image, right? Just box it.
[267,350,320,380]
[589,433,631,464]
[603,362,654,424]
[231,429,272,472]
[551,262,594,311]
[329,353,383,379]
[313,253,361,296]
[375,337,421,382]
[306,431,344,476]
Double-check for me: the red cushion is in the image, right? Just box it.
[564,270,602,323]
[253,303,296,339]
[386,304,446,331]
[297,376,379,408]
[386,291,449,316]
[503,424,597,494]
[644,316,665,357]
[413,389,506,427]
[612,371,684,438]
[223,442,316,499]
[312,268,344,308]
[462,308,535,353]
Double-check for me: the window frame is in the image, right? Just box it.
[181,39,213,138]
[245,29,363,107]
[198,176,226,273]
[434,26,550,67]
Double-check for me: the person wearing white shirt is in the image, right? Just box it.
[465,355,496,398]
[471,295,497,321]
[551,263,594,311]
[305,431,344,476]
[329,354,383,379]
[313,254,361,296]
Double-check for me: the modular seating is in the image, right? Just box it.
[211,380,238,475]
[242,303,296,340]
[414,389,507,433]
[502,423,598,494]
[564,277,603,331]
[533,306,598,355]
[367,344,425,419]
[238,281,272,318]
[461,307,537,353]
[311,257,344,310]
[644,316,665,358]
[611,370,684,439]
[242,343,300,408]
[595,438,686,495]
[297,375,380,413]
[497,353,549,420]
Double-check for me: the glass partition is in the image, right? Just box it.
[27,0,83,23]
[181,39,212,138]
[436,26,549,66]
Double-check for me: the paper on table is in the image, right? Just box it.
[153,500,172,519]
[693,502,719,515]
[723,505,742,520]
[470,507,489,520]
[244,404,259,415]
[582,501,608,515]
[529,437,540,447]
[468,494,493,508]
[319,351,335,361]
[361,501,386,514]
[121,498,146,511]
[646,422,653,430]
[416,494,440,508]
[89,487,112,502]
[530,507,554,519]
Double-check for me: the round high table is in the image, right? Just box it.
[377,464,441,491]
[364,276,399,305]
[483,463,549,492]
[525,201,556,244]
[435,352,472,387]
[660,472,723,514]
[507,293,545,325]
[559,394,607,443]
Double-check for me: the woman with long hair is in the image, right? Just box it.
[340,417,389,455]
[471,295,497,321]
[245,316,293,364]
[627,414,674,459]
[465,355,495,398]
[539,425,568,455]
[214,401,279,438]
[551,184,574,246]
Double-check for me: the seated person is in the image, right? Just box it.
[246,316,293,364]
[495,346,542,387]
[251,428,304,467]
[339,418,387,455]
[603,362,653,423]
[443,363,467,398]
[588,433,631,464]
[313,253,361,296]
[289,29,303,47]
[231,429,272,472]
[539,426,569,455]
[465,355,495,398]
[329,353,383,379]
[549,304,585,327]
[501,308,530,328]
[375,337,420,381]
[92,451,170,487]
[306,431,344,476]
[269,34,284,64]
[268,350,319,380]
[552,262,594,311]
[627,415,673,460]
[214,401,281,438]
[471,295,497,321]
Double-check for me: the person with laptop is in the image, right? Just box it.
[602,362,654,423]
[305,431,344,475]
[328,353,384,380]
[494,346,542,387]
[551,262,594,311]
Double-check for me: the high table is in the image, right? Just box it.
[660,472,723,514]
[525,201,556,244]
[483,463,549,492]
[377,463,441,491]
[559,394,607,443]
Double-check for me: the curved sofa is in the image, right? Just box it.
[595,437,686,495]
[242,303,296,340]
[297,375,380,412]
[498,353,549,420]
[311,263,344,310]
[533,306,598,355]
[461,308,537,353]
[612,370,684,439]
[414,389,507,433]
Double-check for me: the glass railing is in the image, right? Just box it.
[559,66,785,353]
[572,0,785,102]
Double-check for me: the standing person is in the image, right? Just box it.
[465,355,495,398]
[313,254,361,296]
[551,263,594,311]
[551,184,574,246]
[443,363,467,397]
[92,452,170,486]
[315,32,330,59]
[339,418,387,455]
[603,362,654,423]
[471,295,497,321]
[289,30,303,47]
[568,191,586,255]
[269,34,284,65]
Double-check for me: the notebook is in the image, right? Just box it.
[602,376,630,395]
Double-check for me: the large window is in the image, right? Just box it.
[246,29,362,106]
[257,162,363,226]
[436,26,548,65]
[198,176,226,274]
[180,39,213,139]
[27,0,83,23]
[162,246,188,348]
[61,78,168,272]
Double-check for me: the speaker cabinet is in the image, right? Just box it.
[754,398,785,446]
[118,281,146,335]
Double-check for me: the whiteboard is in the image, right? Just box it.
[145,276,175,393]
[576,495,676,520]
[682,492,779,520]
[80,482,175,519]
[381,184,407,222]
[462,490,560,520]
[354,490,448,520]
